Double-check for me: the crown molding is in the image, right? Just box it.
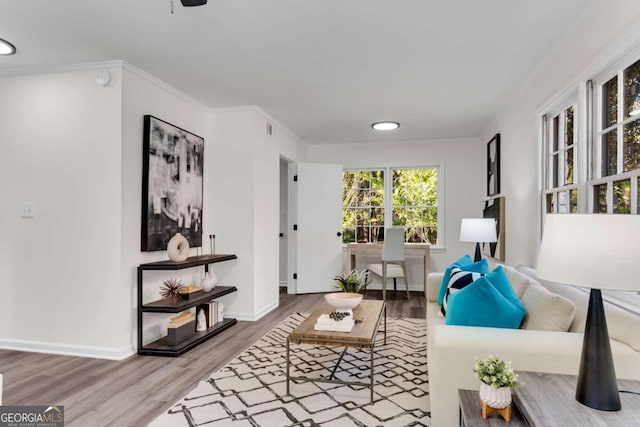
[121,62,210,112]
[0,59,125,77]
[210,104,303,143]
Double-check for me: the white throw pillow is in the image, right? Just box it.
[520,283,576,332]
[502,265,533,298]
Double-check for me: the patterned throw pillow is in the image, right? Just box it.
[440,266,485,316]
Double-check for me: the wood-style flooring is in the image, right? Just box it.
[0,289,425,427]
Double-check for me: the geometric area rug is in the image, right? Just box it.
[149,313,430,426]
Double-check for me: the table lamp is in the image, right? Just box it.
[536,214,640,411]
[459,218,498,262]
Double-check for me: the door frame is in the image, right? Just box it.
[287,160,297,294]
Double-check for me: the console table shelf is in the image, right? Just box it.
[141,285,237,313]
[137,254,238,357]
[139,254,237,270]
[139,318,237,356]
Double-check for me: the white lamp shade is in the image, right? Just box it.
[459,218,497,243]
[537,214,640,291]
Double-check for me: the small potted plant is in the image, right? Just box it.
[474,355,522,412]
[325,269,369,311]
[333,269,369,293]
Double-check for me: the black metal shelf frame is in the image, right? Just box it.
[137,254,238,357]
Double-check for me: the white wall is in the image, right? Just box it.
[307,138,483,281]
[0,66,307,358]
[209,107,306,320]
[0,67,126,358]
[121,65,211,347]
[484,0,640,266]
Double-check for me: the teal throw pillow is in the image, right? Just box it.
[483,266,526,313]
[445,276,526,329]
[437,254,474,305]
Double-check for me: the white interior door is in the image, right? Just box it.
[295,162,343,294]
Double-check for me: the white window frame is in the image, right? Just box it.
[341,168,386,244]
[590,58,640,214]
[342,164,444,248]
[542,102,579,214]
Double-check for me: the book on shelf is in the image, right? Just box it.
[209,300,218,328]
[196,301,219,329]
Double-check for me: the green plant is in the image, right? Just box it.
[333,269,369,293]
[473,355,523,389]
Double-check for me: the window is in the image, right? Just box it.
[392,168,438,243]
[342,170,384,244]
[591,58,640,213]
[543,104,578,213]
[341,166,440,245]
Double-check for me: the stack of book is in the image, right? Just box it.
[314,312,354,332]
[197,300,221,328]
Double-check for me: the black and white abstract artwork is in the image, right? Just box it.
[487,133,500,197]
[483,196,505,261]
[142,115,204,251]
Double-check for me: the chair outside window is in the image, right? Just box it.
[367,227,410,300]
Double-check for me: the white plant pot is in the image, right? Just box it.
[479,382,511,409]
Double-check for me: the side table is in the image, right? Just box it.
[458,389,528,427]
[513,371,640,426]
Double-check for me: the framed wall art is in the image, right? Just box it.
[482,196,505,261]
[487,133,500,197]
[141,115,204,251]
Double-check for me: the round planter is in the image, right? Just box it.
[479,382,511,409]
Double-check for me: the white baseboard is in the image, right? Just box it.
[226,298,279,321]
[0,339,134,361]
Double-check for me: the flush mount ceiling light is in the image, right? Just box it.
[180,0,207,6]
[0,37,16,55]
[371,121,400,131]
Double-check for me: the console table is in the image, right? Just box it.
[346,243,429,292]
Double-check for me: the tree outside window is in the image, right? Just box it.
[342,167,439,244]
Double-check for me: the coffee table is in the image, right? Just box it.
[286,299,386,403]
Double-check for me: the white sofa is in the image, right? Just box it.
[426,264,640,427]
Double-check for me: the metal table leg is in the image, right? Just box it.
[384,304,387,345]
[286,337,290,395]
[370,344,375,402]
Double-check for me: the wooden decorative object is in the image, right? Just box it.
[177,285,203,300]
[481,401,512,422]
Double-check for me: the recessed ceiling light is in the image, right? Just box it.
[371,121,400,131]
[0,37,16,55]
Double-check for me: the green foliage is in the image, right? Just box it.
[333,269,369,293]
[474,355,522,389]
[342,168,438,244]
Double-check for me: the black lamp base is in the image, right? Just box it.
[473,242,482,262]
[576,289,621,411]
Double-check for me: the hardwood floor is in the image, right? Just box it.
[0,290,425,427]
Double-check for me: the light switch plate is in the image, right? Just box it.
[21,202,34,218]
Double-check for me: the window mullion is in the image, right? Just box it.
[617,70,625,176]
[384,167,392,229]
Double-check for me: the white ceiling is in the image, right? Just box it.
[0,0,589,144]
